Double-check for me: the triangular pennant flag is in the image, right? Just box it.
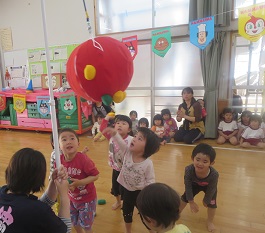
[152,27,171,57]
[37,96,50,116]
[13,94,26,113]
[0,94,6,111]
[238,2,265,42]
[122,35,138,60]
[59,92,77,115]
[190,16,215,50]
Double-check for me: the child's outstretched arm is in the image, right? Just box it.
[100,115,115,140]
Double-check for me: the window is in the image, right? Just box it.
[95,0,190,34]
[233,0,265,18]
[231,34,265,113]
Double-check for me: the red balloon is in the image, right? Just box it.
[67,37,134,103]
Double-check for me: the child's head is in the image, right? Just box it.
[153,114,164,126]
[132,127,160,158]
[129,110,138,121]
[96,113,104,124]
[5,148,46,194]
[222,107,233,122]
[240,110,252,125]
[136,183,180,231]
[114,114,132,137]
[58,128,80,155]
[138,117,149,128]
[192,143,216,163]
[249,114,262,129]
[197,99,205,107]
[161,109,171,120]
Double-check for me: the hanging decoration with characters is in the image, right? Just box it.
[66,36,133,106]
[37,96,50,117]
[60,92,77,115]
[189,16,215,50]
[80,98,92,120]
[13,94,26,113]
[122,35,138,60]
[152,27,171,57]
[0,94,6,111]
[238,2,265,42]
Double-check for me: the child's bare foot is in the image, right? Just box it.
[160,140,166,145]
[112,202,121,210]
[207,221,215,232]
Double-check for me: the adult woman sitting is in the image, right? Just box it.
[0,148,71,233]
[174,87,205,144]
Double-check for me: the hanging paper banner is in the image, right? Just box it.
[0,94,6,111]
[152,27,171,57]
[238,2,265,42]
[190,16,215,50]
[122,35,138,60]
[37,96,50,116]
[13,94,26,113]
[60,92,77,115]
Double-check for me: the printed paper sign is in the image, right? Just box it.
[37,96,50,116]
[238,2,265,42]
[60,92,77,115]
[152,27,171,57]
[190,16,215,50]
[122,35,138,60]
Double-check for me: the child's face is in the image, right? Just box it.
[59,131,79,158]
[114,120,131,137]
[139,122,147,128]
[224,112,233,122]
[98,117,102,124]
[154,119,162,126]
[162,114,170,120]
[250,120,260,129]
[130,113,137,121]
[130,131,146,155]
[193,153,213,175]
[242,115,250,125]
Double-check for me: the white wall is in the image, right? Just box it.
[0,0,95,50]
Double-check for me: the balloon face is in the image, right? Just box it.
[67,37,134,104]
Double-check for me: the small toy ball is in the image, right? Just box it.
[67,178,73,184]
[97,199,106,205]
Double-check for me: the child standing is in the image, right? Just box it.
[217,107,238,145]
[102,127,161,233]
[129,110,139,136]
[240,114,265,149]
[137,183,191,233]
[58,128,99,233]
[161,108,178,139]
[151,114,168,145]
[237,110,252,140]
[91,114,105,142]
[100,114,133,210]
[138,117,149,128]
[179,143,218,233]
[197,99,207,123]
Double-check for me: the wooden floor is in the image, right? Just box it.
[0,128,265,233]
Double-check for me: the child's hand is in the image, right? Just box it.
[82,146,89,154]
[51,165,68,181]
[68,178,80,192]
[189,201,199,213]
[102,127,117,137]
[54,177,69,196]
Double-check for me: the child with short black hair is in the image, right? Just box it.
[137,183,191,233]
[151,114,167,145]
[100,114,133,210]
[58,128,99,233]
[237,110,252,140]
[91,113,105,142]
[129,110,139,135]
[138,117,149,128]
[217,107,238,145]
[240,114,265,148]
[102,127,160,233]
[161,108,178,139]
[179,143,218,233]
